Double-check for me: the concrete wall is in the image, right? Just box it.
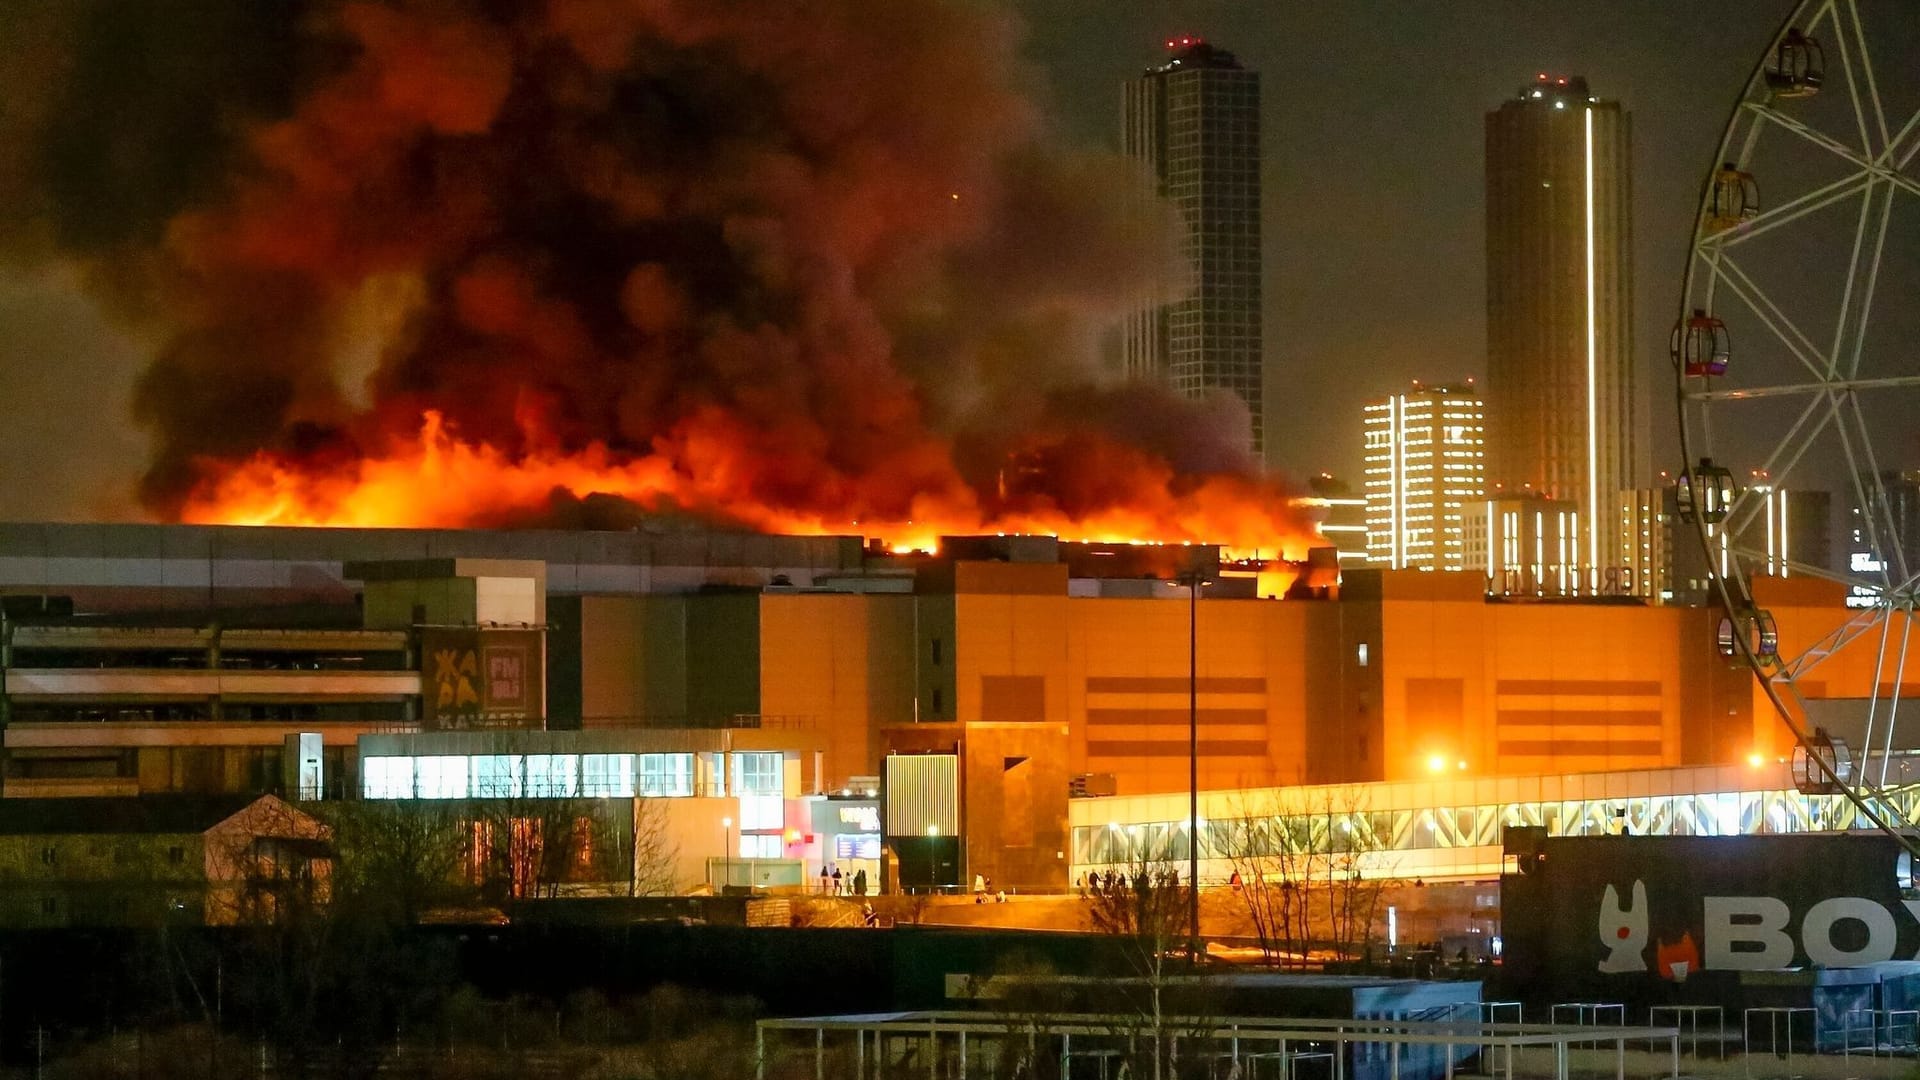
[758,593,911,792]
[1374,571,1686,779]
[570,594,759,725]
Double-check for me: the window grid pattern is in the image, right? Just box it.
[1072,787,1916,868]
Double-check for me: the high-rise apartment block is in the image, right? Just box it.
[1363,383,1485,570]
[1468,494,1580,596]
[1123,38,1265,459]
[1485,75,1639,589]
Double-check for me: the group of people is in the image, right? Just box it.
[1072,868,1181,897]
[971,874,1009,904]
[817,864,868,896]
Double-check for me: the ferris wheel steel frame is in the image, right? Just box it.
[1676,0,1920,840]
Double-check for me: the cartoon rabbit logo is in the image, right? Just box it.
[1597,880,1648,973]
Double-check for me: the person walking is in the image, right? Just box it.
[832,866,843,896]
[854,868,868,897]
[819,865,831,895]
[973,873,987,903]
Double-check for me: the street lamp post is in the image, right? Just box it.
[925,823,939,895]
[721,815,733,892]
[1167,569,1210,963]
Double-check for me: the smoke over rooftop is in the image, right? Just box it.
[0,0,1311,555]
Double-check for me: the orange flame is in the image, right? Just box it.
[180,410,1316,560]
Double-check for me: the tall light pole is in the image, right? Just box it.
[1167,568,1210,963]
[721,815,733,892]
[925,823,939,895]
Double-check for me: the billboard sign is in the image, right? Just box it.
[1503,831,1918,988]
[421,627,545,730]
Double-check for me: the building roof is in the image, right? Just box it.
[0,795,264,836]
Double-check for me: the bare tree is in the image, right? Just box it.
[228,798,473,1076]
[467,793,679,901]
[1324,797,1391,965]
[1220,790,1393,969]
[1219,794,1323,968]
[1083,844,1211,1080]
[323,799,473,923]
[630,796,679,897]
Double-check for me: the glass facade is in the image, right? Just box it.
[361,750,779,800]
[1072,786,1920,869]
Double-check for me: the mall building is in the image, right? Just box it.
[0,522,1906,895]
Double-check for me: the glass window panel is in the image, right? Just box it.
[1201,819,1233,860]
[638,753,693,797]
[525,755,579,798]
[1410,809,1438,849]
[1142,823,1168,861]
[581,754,635,797]
[1668,798,1695,836]
[1330,816,1355,853]
[735,752,783,796]
[1370,811,1394,842]
[1625,798,1650,836]
[470,755,522,798]
[415,756,469,800]
[739,794,783,831]
[361,756,414,799]
[739,834,782,859]
[1470,806,1498,847]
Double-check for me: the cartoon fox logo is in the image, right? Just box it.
[1598,880,1648,973]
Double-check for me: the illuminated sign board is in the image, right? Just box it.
[837,805,881,832]
[835,834,881,860]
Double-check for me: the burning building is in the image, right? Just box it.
[3,518,1898,896]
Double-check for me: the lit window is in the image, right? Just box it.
[735,752,784,796]
[581,754,635,798]
[739,794,784,831]
[1356,643,1370,667]
[470,755,523,798]
[361,756,416,799]
[639,753,694,797]
[415,757,469,800]
[738,834,784,859]
[526,755,580,798]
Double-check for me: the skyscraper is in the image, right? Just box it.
[1485,74,1638,590]
[1123,37,1264,459]
[1362,382,1484,570]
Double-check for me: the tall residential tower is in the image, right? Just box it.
[1363,382,1485,571]
[1485,74,1638,591]
[1123,38,1265,459]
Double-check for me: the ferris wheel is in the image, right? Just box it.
[1675,0,1920,825]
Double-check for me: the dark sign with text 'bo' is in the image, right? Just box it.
[1503,831,1916,991]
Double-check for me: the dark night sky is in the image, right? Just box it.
[1012,0,1773,484]
[0,2,1816,519]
